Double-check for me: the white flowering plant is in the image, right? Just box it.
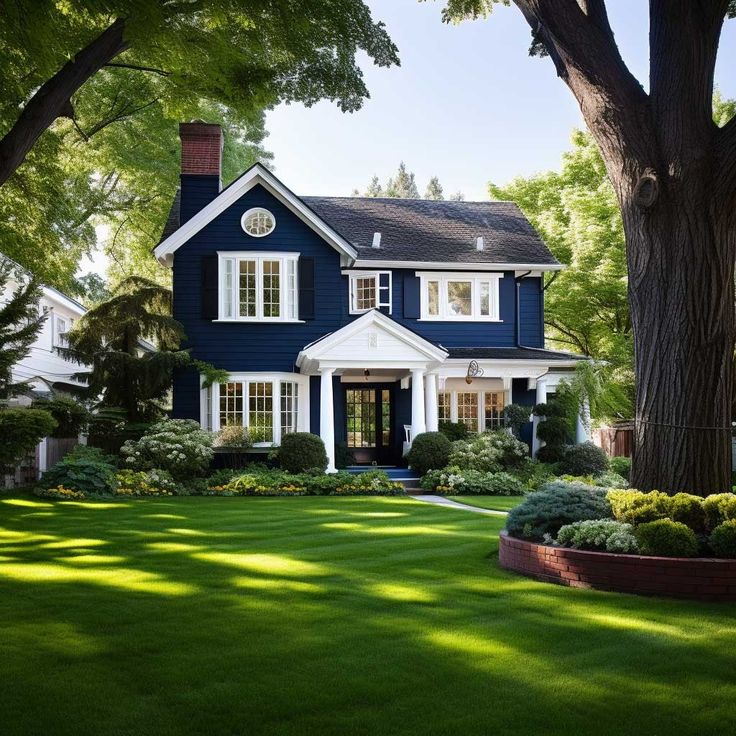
[121,419,214,480]
[448,431,529,473]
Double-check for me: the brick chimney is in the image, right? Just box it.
[179,121,223,222]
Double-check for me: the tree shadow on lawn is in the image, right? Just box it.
[0,495,735,736]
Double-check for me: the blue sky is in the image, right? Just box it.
[265,0,736,201]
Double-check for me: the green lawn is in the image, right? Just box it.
[1,495,735,736]
[449,495,526,512]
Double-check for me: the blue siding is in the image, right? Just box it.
[512,378,536,450]
[519,277,544,348]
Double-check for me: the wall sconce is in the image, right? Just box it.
[364,369,371,381]
[465,360,484,385]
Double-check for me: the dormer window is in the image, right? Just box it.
[417,272,502,321]
[218,252,299,322]
[345,271,392,314]
[241,208,275,237]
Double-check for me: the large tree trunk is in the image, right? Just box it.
[623,191,736,494]
[0,19,128,187]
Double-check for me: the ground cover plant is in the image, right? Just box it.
[1,494,736,735]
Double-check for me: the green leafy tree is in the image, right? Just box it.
[439,1,736,493]
[385,162,420,198]
[0,261,45,401]
[64,276,224,423]
[76,273,111,307]
[424,176,445,200]
[365,175,384,197]
[449,191,465,201]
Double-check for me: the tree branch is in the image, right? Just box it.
[105,62,170,77]
[0,19,129,187]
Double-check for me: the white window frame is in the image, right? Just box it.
[53,315,72,349]
[417,272,502,321]
[438,389,508,433]
[344,270,392,314]
[217,252,300,322]
[201,373,310,446]
[241,207,276,237]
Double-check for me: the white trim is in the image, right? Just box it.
[417,272,502,321]
[241,207,275,237]
[353,260,565,271]
[344,270,392,314]
[154,163,357,266]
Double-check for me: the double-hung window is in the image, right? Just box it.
[53,315,73,349]
[219,252,299,321]
[418,272,502,321]
[345,271,392,314]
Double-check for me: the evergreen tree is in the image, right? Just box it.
[385,162,420,198]
[0,261,44,401]
[63,276,224,422]
[424,176,444,200]
[365,175,384,197]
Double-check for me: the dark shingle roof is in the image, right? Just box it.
[301,197,559,265]
[158,189,559,266]
[445,347,586,361]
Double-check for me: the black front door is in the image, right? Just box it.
[345,387,392,464]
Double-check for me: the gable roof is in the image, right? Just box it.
[153,163,358,266]
[302,197,560,268]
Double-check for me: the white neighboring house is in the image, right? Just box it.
[2,273,89,477]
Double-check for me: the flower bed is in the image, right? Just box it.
[499,531,736,601]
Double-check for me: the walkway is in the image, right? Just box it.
[409,495,508,517]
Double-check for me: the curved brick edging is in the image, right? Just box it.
[499,531,736,601]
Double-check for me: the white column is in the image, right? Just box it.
[411,369,426,440]
[320,368,336,473]
[576,398,591,444]
[425,372,439,432]
[532,379,547,458]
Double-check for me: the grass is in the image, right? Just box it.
[1,494,735,736]
[449,495,526,512]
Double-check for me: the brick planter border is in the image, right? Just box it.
[499,531,736,601]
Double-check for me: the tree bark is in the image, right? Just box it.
[0,19,128,187]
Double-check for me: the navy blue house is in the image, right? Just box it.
[156,123,586,471]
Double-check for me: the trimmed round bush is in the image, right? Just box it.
[703,493,736,532]
[607,489,672,525]
[709,520,736,558]
[407,432,451,476]
[669,493,706,533]
[503,404,532,436]
[437,420,468,442]
[592,471,629,489]
[505,480,611,541]
[278,433,328,473]
[535,445,566,464]
[634,519,698,558]
[556,519,638,553]
[559,442,608,476]
[609,456,631,482]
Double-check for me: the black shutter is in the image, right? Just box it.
[298,257,315,320]
[403,275,420,319]
[202,255,219,320]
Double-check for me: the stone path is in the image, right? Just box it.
[409,495,508,517]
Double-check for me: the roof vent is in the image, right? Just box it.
[476,236,484,251]
[372,232,381,249]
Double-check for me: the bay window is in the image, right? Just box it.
[219,252,298,321]
[418,272,502,321]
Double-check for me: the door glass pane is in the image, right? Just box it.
[263,260,280,317]
[238,260,256,317]
[457,392,479,433]
[484,391,504,431]
[381,389,390,445]
[346,389,376,448]
[447,281,472,316]
[427,281,439,316]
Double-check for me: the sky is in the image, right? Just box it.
[82,1,736,275]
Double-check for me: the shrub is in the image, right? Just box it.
[556,519,638,553]
[505,480,611,541]
[702,493,736,532]
[609,456,631,482]
[669,493,706,533]
[0,408,57,471]
[709,520,736,558]
[40,445,117,496]
[278,433,328,473]
[213,425,252,448]
[535,445,566,464]
[438,420,468,441]
[559,442,608,476]
[121,419,213,480]
[32,396,88,438]
[592,472,629,489]
[407,432,451,476]
[635,519,698,557]
[607,489,672,525]
[448,431,528,473]
[335,442,356,469]
[502,404,532,436]
[421,466,525,495]
[35,485,87,500]
[115,469,178,497]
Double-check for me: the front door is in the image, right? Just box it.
[345,387,392,464]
